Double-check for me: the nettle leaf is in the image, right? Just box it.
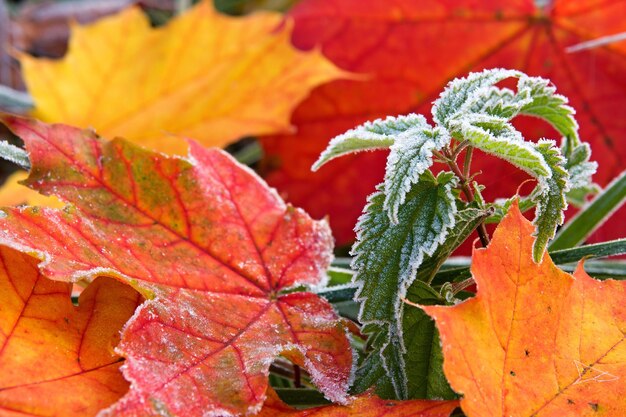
[0,247,141,416]
[452,115,550,178]
[352,171,457,398]
[384,125,451,223]
[562,142,598,205]
[532,140,569,262]
[369,208,488,399]
[415,206,491,284]
[312,114,429,171]
[424,202,626,417]
[518,76,579,145]
[432,68,523,127]
[462,86,531,120]
[0,117,352,416]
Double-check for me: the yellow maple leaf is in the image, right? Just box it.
[19,1,344,155]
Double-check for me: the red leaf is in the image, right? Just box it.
[261,0,626,245]
[0,246,141,416]
[0,117,352,416]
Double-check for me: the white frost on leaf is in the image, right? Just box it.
[312,114,429,171]
[383,125,451,224]
[350,172,457,397]
[532,140,570,262]
[432,68,523,127]
[518,76,580,145]
[451,116,550,179]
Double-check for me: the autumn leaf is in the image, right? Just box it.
[423,201,626,417]
[0,246,141,416]
[0,116,352,416]
[261,0,626,245]
[20,0,344,154]
[257,388,459,417]
[0,170,63,207]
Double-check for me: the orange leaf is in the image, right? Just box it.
[261,0,626,245]
[20,0,344,154]
[423,201,626,417]
[258,388,459,417]
[0,116,352,416]
[0,246,141,416]
[0,170,64,208]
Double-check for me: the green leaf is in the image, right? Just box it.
[485,196,535,224]
[0,141,30,170]
[352,282,456,401]
[561,142,598,206]
[401,282,456,400]
[550,170,626,250]
[415,206,490,283]
[384,125,451,223]
[432,68,523,127]
[453,115,549,178]
[532,140,570,262]
[352,171,457,398]
[518,75,579,146]
[462,85,531,119]
[312,114,428,171]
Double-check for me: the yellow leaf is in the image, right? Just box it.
[0,171,64,207]
[20,1,344,154]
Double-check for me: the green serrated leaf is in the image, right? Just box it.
[352,171,457,398]
[433,68,523,127]
[463,85,531,119]
[561,142,598,205]
[485,196,536,224]
[312,114,428,171]
[384,125,451,223]
[416,206,490,283]
[532,140,570,262]
[352,282,456,401]
[453,115,549,178]
[518,76,579,146]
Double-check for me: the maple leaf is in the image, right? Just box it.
[257,388,459,417]
[423,201,626,417]
[0,246,141,416]
[260,0,626,245]
[0,116,352,416]
[19,0,344,154]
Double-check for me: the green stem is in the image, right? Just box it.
[443,147,490,247]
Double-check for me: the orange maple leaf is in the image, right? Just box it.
[423,201,626,417]
[19,0,344,155]
[0,247,141,416]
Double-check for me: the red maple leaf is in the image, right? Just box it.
[0,116,353,416]
[260,0,626,245]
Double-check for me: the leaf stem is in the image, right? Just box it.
[443,147,490,247]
